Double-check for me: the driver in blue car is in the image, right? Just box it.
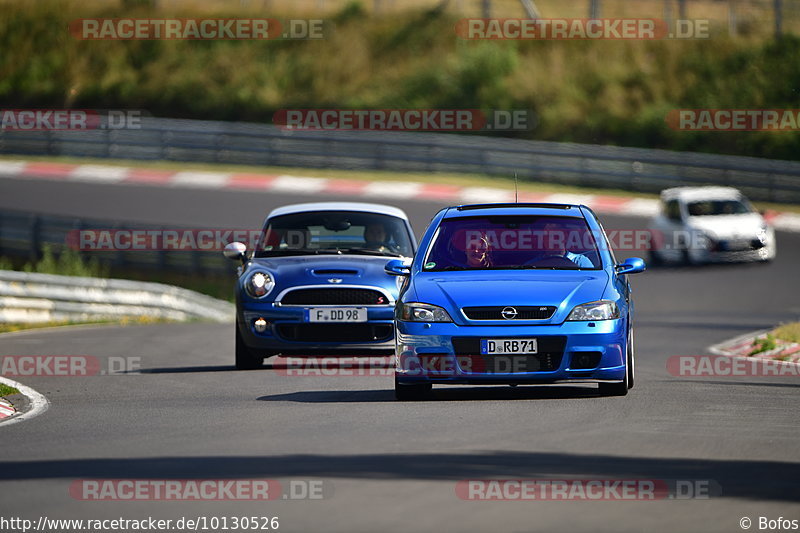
[541,222,594,268]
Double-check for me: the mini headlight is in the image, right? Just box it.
[567,301,620,321]
[245,271,274,298]
[397,302,452,322]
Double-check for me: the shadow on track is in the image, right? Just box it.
[257,385,601,403]
[676,379,799,389]
[140,358,394,375]
[0,452,797,503]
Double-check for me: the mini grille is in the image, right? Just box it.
[280,288,388,305]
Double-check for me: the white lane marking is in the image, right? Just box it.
[270,175,328,193]
[459,187,514,204]
[0,376,49,427]
[543,193,596,206]
[363,181,423,199]
[170,171,231,188]
[0,161,27,176]
[70,165,129,183]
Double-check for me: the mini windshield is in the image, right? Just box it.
[686,199,751,216]
[255,211,414,258]
[423,215,602,271]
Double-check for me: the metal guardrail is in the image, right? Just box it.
[0,209,232,276]
[0,270,235,323]
[1,117,799,203]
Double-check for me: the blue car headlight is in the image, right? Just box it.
[245,271,275,298]
[398,302,453,322]
[567,300,619,321]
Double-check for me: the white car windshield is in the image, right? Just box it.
[687,199,752,216]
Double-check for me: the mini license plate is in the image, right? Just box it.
[305,307,367,323]
[480,338,538,355]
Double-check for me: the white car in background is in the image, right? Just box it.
[648,186,776,265]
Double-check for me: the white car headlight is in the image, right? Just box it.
[757,224,769,243]
[567,300,620,321]
[245,271,274,298]
[398,302,452,322]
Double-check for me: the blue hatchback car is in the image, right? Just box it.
[225,202,416,369]
[385,203,645,400]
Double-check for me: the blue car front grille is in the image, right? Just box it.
[462,306,557,320]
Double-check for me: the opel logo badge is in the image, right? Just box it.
[501,306,518,320]
[327,278,343,284]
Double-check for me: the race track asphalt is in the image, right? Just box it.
[0,176,798,533]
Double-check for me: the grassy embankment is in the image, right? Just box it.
[2,1,800,162]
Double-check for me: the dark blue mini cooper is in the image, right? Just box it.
[224,202,417,369]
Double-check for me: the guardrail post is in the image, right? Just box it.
[376,143,385,170]
[161,129,169,160]
[29,214,41,262]
[768,172,776,203]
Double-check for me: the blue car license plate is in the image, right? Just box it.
[481,339,538,355]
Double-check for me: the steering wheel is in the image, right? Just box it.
[524,255,577,268]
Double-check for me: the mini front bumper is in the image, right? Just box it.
[238,303,396,353]
[394,319,627,384]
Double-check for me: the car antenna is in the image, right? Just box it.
[514,172,519,203]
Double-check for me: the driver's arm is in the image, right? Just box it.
[566,251,594,268]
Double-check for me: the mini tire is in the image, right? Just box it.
[235,323,263,370]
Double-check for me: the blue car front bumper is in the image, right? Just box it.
[394,319,627,384]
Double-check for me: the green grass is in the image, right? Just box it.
[774,322,800,344]
[0,384,20,397]
[749,333,777,356]
[0,316,175,335]
[2,1,800,161]
[0,243,110,278]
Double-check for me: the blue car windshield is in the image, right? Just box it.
[255,211,414,258]
[423,215,602,271]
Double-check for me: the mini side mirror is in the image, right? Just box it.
[223,241,247,262]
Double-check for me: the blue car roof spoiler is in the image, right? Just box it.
[456,203,577,211]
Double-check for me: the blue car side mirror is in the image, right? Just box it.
[385,259,411,276]
[615,257,646,275]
